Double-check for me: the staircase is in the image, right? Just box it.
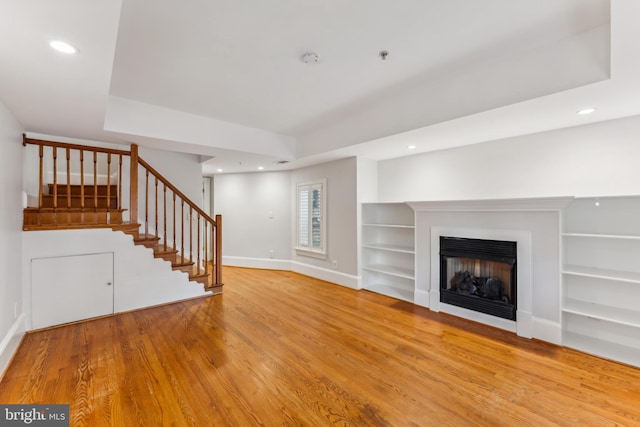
[24,184,125,227]
[130,228,213,288]
[22,136,222,294]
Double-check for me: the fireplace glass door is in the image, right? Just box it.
[440,237,517,320]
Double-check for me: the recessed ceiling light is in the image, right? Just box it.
[49,40,77,54]
[577,107,596,115]
[257,166,264,171]
[408,145,417,150]
[216,168,223,173]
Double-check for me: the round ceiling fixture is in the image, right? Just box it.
[301,52,320,64]
[49,40,78,54]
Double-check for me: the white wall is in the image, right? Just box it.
[0,101,25,377]
[357,157,378,274]
[22,229,208,329]
[357,157,378,204]
[212,158,359,288]
[378,115,640,201]
[214,171,291,266]
[291,157,358,280]
[138,146,203,206]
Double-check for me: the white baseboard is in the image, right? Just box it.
[222,256,360,289]
[517,310,533,338]
[291,261,360,289]
[532,317,562,345]
[223,256,292,271]
[414,289,430,308]
[0,313,27,380]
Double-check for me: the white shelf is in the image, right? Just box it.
[361,203,415,303]
[563,232,640,240]
[363,264,414,280]
[363,284,413,303]
[561,196,640,369]
[563,332,640,368]
[363,223,415,229]
[562,299,640,328]
[362,243,415,254]
[562,265,640,284]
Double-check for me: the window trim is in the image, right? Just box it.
[295,179,327,258]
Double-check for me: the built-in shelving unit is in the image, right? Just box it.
[562,196,640,368]
[361,203,415,302]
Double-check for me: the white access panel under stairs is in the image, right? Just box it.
[32,253,114,329]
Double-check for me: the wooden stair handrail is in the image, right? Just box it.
[137,157,218,226]
[23,135,130,157]
[137,156,222,286]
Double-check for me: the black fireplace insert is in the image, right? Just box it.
[439,236,517,320]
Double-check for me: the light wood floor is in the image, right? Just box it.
[2,267,640,426]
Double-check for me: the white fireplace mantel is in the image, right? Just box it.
[407,197,574,213]
[407,196,573,344]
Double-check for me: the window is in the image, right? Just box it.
[296,180,326,256]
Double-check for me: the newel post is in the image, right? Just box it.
[129,144,139,223]
[215,214,222,285]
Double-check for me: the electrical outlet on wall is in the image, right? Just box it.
[332,260,338,269]
[269,250,274,259]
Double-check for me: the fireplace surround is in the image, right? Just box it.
[427,223,535,338]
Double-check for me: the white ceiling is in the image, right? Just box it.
[2,0,640,175]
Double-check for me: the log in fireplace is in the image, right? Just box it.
[439,236,517,320]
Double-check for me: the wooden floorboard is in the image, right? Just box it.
[1,267,640,426]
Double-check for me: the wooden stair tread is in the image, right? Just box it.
[47,184,115,193]
[204,282,223,294]
[39,198,119,209]
[134,234,160,242]
[24,221,140,231]
[24,207,127,212]
[42,194,117,199]
[111,222,140,230]
[24,223,131,231]
[173,260,195,268]
[48,184,114,187]
[154,248,178,255]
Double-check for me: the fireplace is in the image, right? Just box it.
[439,236,517,320]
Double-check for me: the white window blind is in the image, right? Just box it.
[298,188,309,246]
[296,180,326,256]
